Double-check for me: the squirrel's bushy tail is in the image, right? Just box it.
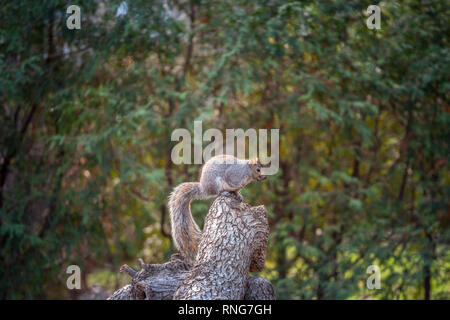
[168,182,203,262]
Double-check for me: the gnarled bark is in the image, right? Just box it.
[108,192,274,300]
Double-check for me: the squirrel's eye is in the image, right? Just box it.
[256,168,260,172]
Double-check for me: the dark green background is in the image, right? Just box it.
[0,0,448,299]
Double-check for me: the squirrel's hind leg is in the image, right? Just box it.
[219,190,243,202]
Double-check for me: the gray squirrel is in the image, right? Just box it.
[168,154,267,262]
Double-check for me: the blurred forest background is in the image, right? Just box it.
[0,0,449,299]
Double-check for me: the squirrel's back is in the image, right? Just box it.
[199,155,252,195]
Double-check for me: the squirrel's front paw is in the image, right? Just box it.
[233,191,243,202]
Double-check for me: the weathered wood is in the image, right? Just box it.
[174,192,269,299]
[108,192,274,300]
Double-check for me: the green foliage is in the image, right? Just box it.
[0,0,448,299]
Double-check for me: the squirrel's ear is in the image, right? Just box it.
[249,158,259,165]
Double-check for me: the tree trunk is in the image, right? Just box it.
[108,192,274,300]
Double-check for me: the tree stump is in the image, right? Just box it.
[108,192,274,300]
